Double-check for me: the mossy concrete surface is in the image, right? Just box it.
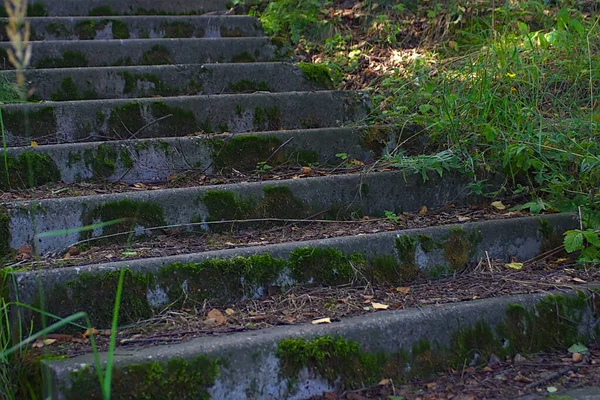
[1,126,415,184]
[10,214,577,330]
[1,0,231,17]
[8,168,473,254]
[1,62,330,101]
[0,37,281,71]
[0,15,261,41]
[0,91,369,146]
[41,289,598,399]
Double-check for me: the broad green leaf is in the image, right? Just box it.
[564,230,584,253]
[567,343,588,354]
[582,230,600,247]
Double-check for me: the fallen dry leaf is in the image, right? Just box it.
[378,378,391,385]
[572,277,587,283]
[396,287,411,294]
[491,201,506,210]
[83,328,99,338]
[371,302,389,310]
[225,308,235,316]
[457,215,471,222]
[418,205,428,214]
[311,317,331,325]
[505,262,523,270]
[43,338,57,346]
[207,309,227,325]
[32,339,45,348]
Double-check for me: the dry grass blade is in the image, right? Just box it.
[4,0,31,90]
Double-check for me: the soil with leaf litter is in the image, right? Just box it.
[30,257,599,397]
[11,201,531,269]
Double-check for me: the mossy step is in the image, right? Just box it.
[4,168,474,255]
[0,0,231,18]
[0,37,287,70]
[1,125,419,187]
[0,62,334,101]
[9,213,577,330]
[0,15,262,41]
[0,91,369,147]
[39,288,596,400]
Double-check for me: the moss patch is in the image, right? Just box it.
[142,45,171,65]
[83,144,120,179]
[200,186,306,227]
[360,125,392,156]
[253,107,282,131]
[277,291,594,392]
[209,135,284,172]
[289,247,363,286]
[160,21,198,38]
[297,62,334,89]
[66,356,218,400]
[35,51,89,68]
[121,72,173,96]
[81,199,165,243]
[0,207,11,258]
[231,51,255,63]
[149,101,197,136]
[2,106,57,142]
[45,22,69,37]
[0,151,60,190]
[394,235,420,282]
[228,80,270,93]
[443,228,481,270]
[108,102,144,139]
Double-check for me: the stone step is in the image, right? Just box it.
[9,212,576,328]
[2,0,231,17]
[0,62,332,101]
[1,125,412,187]
[0,37,287,70]
[39,286,594,399]
[0,91,369,146]
[4,168,474,256]
[0,15,262,41]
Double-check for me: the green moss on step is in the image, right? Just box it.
[0,151,60,190]
[253,107,281,131]
[209,135,283,172]
[51,77,95,101]
[289,247,364,286]
[83,145,118,179]
[142,45,171,65]
[59,269,152,329]
[74,20,99,40]
[109,19,130,39]
[121,72,172,96]
[66,356,218,400]
[297,62,334,90]
[35,51,89,68]
[277,291,594,392]
[108,102,144,139]
[2,106,57,142]
[45,23,69,37]
[160,21,197,38]
[200,186,306,228]
[228,80,270,93]
[27,3,47,16]
[394,235,419,282]
[231,51,255,63]
[160,254,286,305]
[0,207,11,258]
[149,101,197,135]
[81,199,165,243]
[443,228,481,270]
[368,255,400,284]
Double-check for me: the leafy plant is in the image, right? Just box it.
[384,210,401,224]
[384,150,461,181]
[564,229,600,263]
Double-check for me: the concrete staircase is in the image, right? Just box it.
[0,1,592,399]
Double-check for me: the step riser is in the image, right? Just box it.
[42,289,594,399]
[0,91,368,146]
[1,126,411,186]
[0,63,329,101]
[0,38,283,70]
[0,16,262,41]
[11,214,577,330]
[2,0,231,17]
[6,170,473,255]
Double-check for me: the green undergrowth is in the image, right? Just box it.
[250,0,600,261]
[277,291,596,393]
